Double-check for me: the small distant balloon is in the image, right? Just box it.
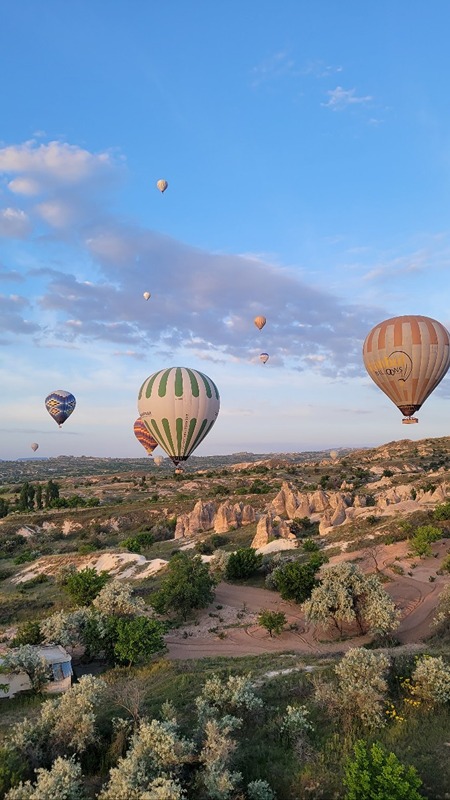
[254,316,266,331]
[45,390,76,427]
[154,456,164,467]
[330,450,338,461]
[156,179,168,193]
[143,292,151,301]
[31,443,39,452]
[259,353,269,364]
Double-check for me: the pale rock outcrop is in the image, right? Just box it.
[319,511,333,536]
[251,515,272,549]
[175,500,216,539]
[213,501,242,533]
[62,520,83,536]
[271,482,301,518]
[251,514,296,549]
[330,498,348,527]
[241,504,256,524]
[309,489,329,512]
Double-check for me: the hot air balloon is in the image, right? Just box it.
[143,292,151,301]
[45,390,76,427]
[133,418,158,456]
[363,315,450,423]
[259,353,269,364]
[154,456,164,467]
[330,450,338,461]
[31,443,39,452]
[156,179,168,193]
[254,315,266,331]
[138,367,220,467]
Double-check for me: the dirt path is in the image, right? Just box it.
[166,542,448,660]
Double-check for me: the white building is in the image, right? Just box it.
[0,644,72,698]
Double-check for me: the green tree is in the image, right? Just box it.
[410,524,442,557]
[344,740,423,800]
[225,548,262,580]
[273,553,325,604]
[12,622,43,647]
[151,553,215,620]
[35,485,43,511]
[44,480,59,508]
[0,747,27,798]
[63,567,109,606]
[0,498,9,518]
[258,609,286,637]
[113,617,166,666]
[18,483,35,512]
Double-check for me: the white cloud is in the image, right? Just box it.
[0,140,115,185]
[36,199,77,228]
[7,177,41,196]
[0,207,31,238]
[322,86,372,111]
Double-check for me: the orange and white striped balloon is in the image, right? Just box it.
[363,315,450,423]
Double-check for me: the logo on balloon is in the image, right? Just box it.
[373,350,413,381]
[385,350,412,381]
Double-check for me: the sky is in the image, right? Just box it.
[2,1,450,461]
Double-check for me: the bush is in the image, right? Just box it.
[410,524,442,557]
[433,501,450,520]
[62,567,109,606]
[344,740,423,800]
[226,548,263,580]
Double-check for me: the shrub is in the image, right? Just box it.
[344,740,423,800]
[410,524,442,557]
[226,548,262,580]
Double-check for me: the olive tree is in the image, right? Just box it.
[409,655,450,707]
[10,675,105,769]
[5,757,84,800]
[92,580,146,617]
[1,646,49,694]
[315,648,389,732]
[98,718,193,800]
[303,562,399,636]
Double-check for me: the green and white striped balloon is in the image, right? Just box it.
[138,367,220,466]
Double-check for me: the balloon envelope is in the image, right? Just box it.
[254,315,266,331]
[31,443,39,452]
[259,352,269,364]
[154,456,164,466]
[156,179,168,193]
[45,390,76,427]
[143,292,151,301]
[363,315,450,423]
[330,450,338,461]
[133,418,158,455]
[138,367,220,466]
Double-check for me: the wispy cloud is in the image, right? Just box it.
[0,207,32,238]
[0,137,388,378]
[302,60,343,78]
[250,50,297,87]
[322,86,372,111]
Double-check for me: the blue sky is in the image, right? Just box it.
[2,1,450,460]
